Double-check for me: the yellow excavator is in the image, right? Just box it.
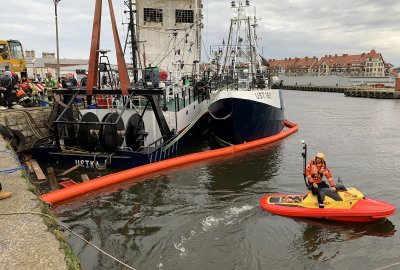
[0,39,27,77]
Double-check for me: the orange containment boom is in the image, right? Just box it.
[41,120,298,205]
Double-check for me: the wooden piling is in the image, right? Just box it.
[57,164,82,177]
[47,167,59,190]
[81,174,90,182]
[25,161,34,173]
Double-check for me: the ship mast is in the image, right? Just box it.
[123,0,139,83]
[219,1,253,79]
[194,0,200,77]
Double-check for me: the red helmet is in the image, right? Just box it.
[160,70,168,81]
[46,72,52,77]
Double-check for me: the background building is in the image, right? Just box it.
[266,49,390,78]
[136,0,202,76]
[25,50,88,80]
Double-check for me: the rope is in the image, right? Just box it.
[2,110,46,140]
[151,38,173,66]
[0,149,27,174]
[64,146,91,154]
[201,37,210,61]
[0,166,26,174]
[22,111,47,138]
[0,212,136,270]
[208,110,232,120]
[372,262,400,270]
[152,28,194,68]
[18,111,46,139]
[96,153,115,170]
[106,153,114,165]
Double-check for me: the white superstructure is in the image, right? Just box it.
[136,0,202,76]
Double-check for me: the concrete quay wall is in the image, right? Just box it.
[282,85,400,99]
[0,107,52,150]
[282,84,347,93]
[0,138,69,270]
[344,88,400,99]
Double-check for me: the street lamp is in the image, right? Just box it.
[53,0,61,80]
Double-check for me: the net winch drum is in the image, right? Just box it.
[99,112,125,152]
[125,113,147,151]
[77,112,100,151]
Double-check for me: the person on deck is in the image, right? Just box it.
[69,74,78,87]
[305,153,336,208]
[80,72,88,88]
[16,89,32,107]
[20,76,33,96]
[35,73,43,83]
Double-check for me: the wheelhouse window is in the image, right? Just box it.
[144,8,163,23]
[0,44,9,59]
[175,9,194,23]
[8,41,24,60]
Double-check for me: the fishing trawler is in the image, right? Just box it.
[208,1,285,146]
[31,0,212,169]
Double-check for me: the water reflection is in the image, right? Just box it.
[55,177,175,269]
[51,91,400,270]
[204,143,283,194]
[291,218,396,261]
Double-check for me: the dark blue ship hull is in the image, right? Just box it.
[30,113,210,170]
[208,96,285,145]
[30,145,173,170]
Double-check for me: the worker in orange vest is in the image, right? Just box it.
[305,153,336,208]
[16,89,31,107]
[20,76,33,96]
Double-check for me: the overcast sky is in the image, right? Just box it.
[2,0,400,66]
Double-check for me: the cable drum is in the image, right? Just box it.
[125,113,147,151]
[77,112,100,151]
[99,112,125,152]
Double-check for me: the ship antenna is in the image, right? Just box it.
[121,0,139,83]
[301,140,311,189]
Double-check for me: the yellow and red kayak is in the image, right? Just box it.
[260,187,395,222]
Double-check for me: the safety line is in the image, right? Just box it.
[0,149,27,174]
[372,261,400,270]
[0,212,136,270]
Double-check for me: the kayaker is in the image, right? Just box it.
[305,153,336,208]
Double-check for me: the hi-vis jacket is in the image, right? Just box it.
[44,77,57,95]
[305,158,335,187]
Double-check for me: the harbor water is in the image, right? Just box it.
[54,90,400,270]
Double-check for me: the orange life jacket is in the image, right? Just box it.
[16,89,30,103]
[16,89,26,98]
[305,158,335,187]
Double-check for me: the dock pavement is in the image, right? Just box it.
[0,137,68,270]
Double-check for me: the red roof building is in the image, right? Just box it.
[265,49,388,77]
